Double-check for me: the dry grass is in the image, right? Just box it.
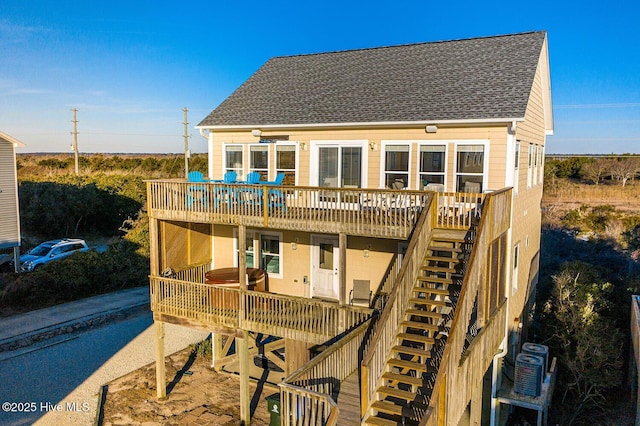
[543,179,640,211]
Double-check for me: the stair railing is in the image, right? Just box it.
[419,188,512,426]
[279,319,371,425]
[360,195,436,416]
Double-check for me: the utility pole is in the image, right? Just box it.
[183,107,190,179]
[71,108,79,176]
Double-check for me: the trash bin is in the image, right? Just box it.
[266,393,281,426]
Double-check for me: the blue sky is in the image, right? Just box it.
[1,1,639,154]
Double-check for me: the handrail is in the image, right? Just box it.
[150,276,372,344]
[360,196,435,414]
[279,319,371,425]
[147,180,432,239]
[420,188,512,425]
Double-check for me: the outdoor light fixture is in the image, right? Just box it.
[425,125,438,133]
[369,142,377,151]
[299,142,307,151]
[252,129,262,137]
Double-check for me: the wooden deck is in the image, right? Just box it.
[147,180,485,239]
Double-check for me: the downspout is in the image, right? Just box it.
[490,122,517,426]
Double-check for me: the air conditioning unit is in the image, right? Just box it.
[522,342,549,374]
[514,353,544,397]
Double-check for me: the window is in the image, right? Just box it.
[419,145,445,189]
[276,144,296,185]
[234,230,283,278]
[225,145,243,179]
[514,142,520,193]
[539,146,545,185]
[260,234,281,275]
[384,144,410,188]
[249,145,269,181]
[512,243,520,295]
[527,144,533,188]
[456,144,484,192]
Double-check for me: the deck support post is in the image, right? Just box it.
[239,330,251,425]
[338,232,347,333]
[211,332,224,371]
[239,225,247,290]
[154,320,166,399]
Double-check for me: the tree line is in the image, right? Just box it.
[546,156,640,187]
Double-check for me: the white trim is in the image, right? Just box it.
[196,117,525,132]
[222,143,245,180]
[233,229,283,279]
[309,140,368,187]
[310,234,340,300]
[248,143,270,179]
[416,141,448,191]
[453,140,490,192]
[0,131,26,147]
[380,140,413,189]
[274,141,299,185]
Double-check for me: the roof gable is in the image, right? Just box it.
[198,31,547,128]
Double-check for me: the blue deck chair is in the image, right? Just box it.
[266,173,286,211]
[187,171,208,208]
[215,171,238,208]
[239,171,263,205]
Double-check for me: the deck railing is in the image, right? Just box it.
[150,276,372,344]
[360,198,435,414]
[433,191,486,230]
[147,180,433,239]
[280,319,372,426]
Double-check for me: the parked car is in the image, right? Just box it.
[17,238,89,272]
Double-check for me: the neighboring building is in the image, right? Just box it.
[0,131,25,273]
[148,31,552,425]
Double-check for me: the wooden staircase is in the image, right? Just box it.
[364,233,469,426]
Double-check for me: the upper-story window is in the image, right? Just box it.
[276,144,296,185]
[225,145,243,179]
[249,145,269,180]
[419,145,446,189]
[527,144,533,188]
[384,144,410,189]
[514,142,520,193]
[456,144,484,193]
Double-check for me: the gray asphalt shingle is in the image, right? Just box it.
[198,31,546,127]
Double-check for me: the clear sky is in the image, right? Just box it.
[1,0,639,154]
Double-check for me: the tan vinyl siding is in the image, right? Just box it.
[0,140,20,249]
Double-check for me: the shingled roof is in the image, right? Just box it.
[198,31,547,128]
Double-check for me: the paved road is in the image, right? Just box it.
[0,308,209,426]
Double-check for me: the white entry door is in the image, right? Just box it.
[311,236,339,300]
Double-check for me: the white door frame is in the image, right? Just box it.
[310,235,340,300]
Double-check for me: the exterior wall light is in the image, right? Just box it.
[252,129,262,137]
[425,125,438,133]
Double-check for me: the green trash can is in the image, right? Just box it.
[266,393,281,426]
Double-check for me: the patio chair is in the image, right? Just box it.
[186,171,209,208]
[238,171,262,205]
[463,181,481,193]
[349,279,372,307]
[214,171,239,208]
[266,173,286,211]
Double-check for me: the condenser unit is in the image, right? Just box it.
[514,353,544,397]
[522,342,549,374]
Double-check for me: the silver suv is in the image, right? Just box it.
[19,239,89,272]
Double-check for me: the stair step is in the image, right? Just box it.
[406,308,444,319]
[401,320,439,331]
[364,415,400,426]
[429,246,462,253]
[388,357,429,373]
[409,298,447,307]
[397,333,435,345]
[417,276,452,284]
[377,385,417,402]
[382,371,425,387]
[413,286,451,296]
[371,400,405,416]
[424,255,459,263]
[431,236,465,244]
[421,265,458,274]
[391,344,432,358]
